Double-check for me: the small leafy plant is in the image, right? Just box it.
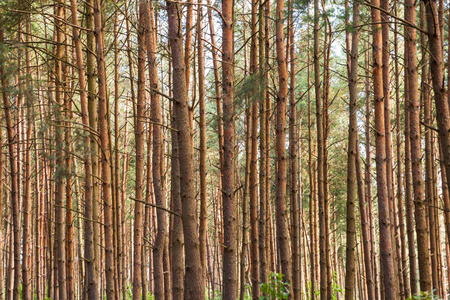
[259,272,290,300]
[407,290,441,300]
[331,272,344,300]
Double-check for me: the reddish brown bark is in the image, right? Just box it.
[370,0,397,296]
[0,18,20,300]
[198,0,207,279]
[221,0,237,295]
[92,0,115,297]
[275,0,292,290]
[167,2,204,299]
[54,3,67,298]
[288,0,300,297]
[249,0,259,296]
[132,2,147,298]
[344,0,360,297]
[21,18,32,300]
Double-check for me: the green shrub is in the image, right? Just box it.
[259,272,290,300]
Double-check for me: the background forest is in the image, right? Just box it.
[0,0,448,298]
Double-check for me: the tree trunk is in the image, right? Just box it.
[288,0,300,298]
[54,3,67,298]
[258,0,269,285]
[420,0,450,291]
[394,6,410,296]
[85,0,101,295]
[249,0,259,296]
[132,2,147,298]
[370,0,397,296]
[380,0,401,295]
[344,0,360,297]
[275,0,292,289]
[92,0,115,297]
[197,1,208,287]
[21,17,32,300]
[64,44,75,300]
[167,2,205,299]
[220,0,237,296]
[0,18,21,300]
[314,0,327,297]
[406,0,433,293]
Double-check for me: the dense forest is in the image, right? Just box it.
[0,0,449,298]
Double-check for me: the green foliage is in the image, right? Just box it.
[207,290,222,300]
[248,283,256,299]
[235,71,267,109]
[124,285,154,300]
[308,273,344,299]
[407,290,441,300]
[126,285,132,300]
[331,272,344,300]
[259,272,290,300]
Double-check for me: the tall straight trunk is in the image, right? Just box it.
[143,10,153,298]
[151,1,168,298]
[354,12,375,300]
[142,126,152,299]
[403,46,418,296]
[322,15,333,297]
[420,1,450,292]
[112,3,122,297]
[0,18,20,300]
[249,0,259,296]
[0,68,3,300]
[166,2,205,299]
[170,105,185,300]
[306,7,315,296]
[54,3,67,298]
[420,2,437,295]
[264,0,274,276]
[64,47,75,300]
[163,15,185,300]
[432,140,443,296]
[21,18,32,300]
[356,141,375,300]
[314,0,327,297]
[433,144,444,297]
[275,0,292,289]
[370,0,397,296]
[364,41,380,300]
[258,0,269,284]
[367,23,377,300]
[197,1,208,286]
[207,7,224,290]
[288,0,300,298]
[444,1,450,258]
[92,0,115,297]
[133,2,147,298]
[84,0,100,294]
[380,0,401,295]
[407,0,432,293]
[220,0,237,296]
[239,15,249,300]
[34,107,43,300]
[121,105,131,296]
[241,104,250,300]
[70,0,98,295]
[394,5,410,296]
[344,0,360,297]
